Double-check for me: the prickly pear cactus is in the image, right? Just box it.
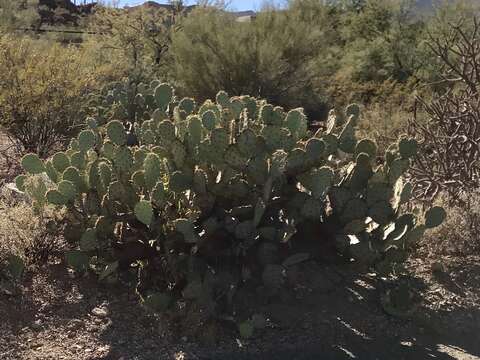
[18,83,445,320]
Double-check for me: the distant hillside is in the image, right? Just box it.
[125,1,256,19]
[37,0,96,27]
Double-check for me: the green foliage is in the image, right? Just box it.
[0,34,118,156]
[18,82,444,323]
[171,5,328,117]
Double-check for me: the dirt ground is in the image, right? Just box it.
[0,253,479,360]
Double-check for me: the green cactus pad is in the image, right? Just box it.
[21,153,45,174]
[343,219,367,234]
[388,158,409,184]
[170,140,187,168]
[230,97,245,118]
[329,187,352,212]
[106,120,127,146]
[101,141,116,161]
[338,116,357,154]
[62,166,81,189]
[346,104,360,123]
[113,146,133,172]
[174,218,198,243]
[69,138,80,151]
[366,183,393,206]
[348,153,373,191]
[321,134,338,155]
[52,152,70,173]
[131,170,146,189]
[286,148,307,174]
[247,156,269,185]
[157,120,176,144]
[398,138,418,159]
[201,110,218,131]
[187,115,203,146]
[425,206,446,228]
[134,200,154,226]
[285,108,307,139]
[15,175,26,192]
[151,181,166,207]
[237,129,257,158]
[193,169,207,194]
[368,201,394,225]
[45,160,58,183]
[144,153,162,190]
[178,97,196,115]
[46,189,67,205]
[211,128,230,150]
[133,148,148,170]
[58,180,77,202]
[65,250,90,273]
[355,139,377,159]
[340,198,367,224]
[305,138,326,161]
[98,162,112,188]
[216,90,230,108]
[259,104,275,125]
[78,130,96,152]
[70,151,87,170]
[224,145,248,170]
[301,197,323,220]
[299,166,334,199]
[261,125,290,151]
[80,228,97,251]
[141,129,156,145]
[95,216,114,239]
[235,220,256,240]
[87,162,100,193]
[155,83,174,111]
[169,171,192,193]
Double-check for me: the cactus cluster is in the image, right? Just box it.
[18,83,445,317]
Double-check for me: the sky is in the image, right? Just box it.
[116,0,271,11]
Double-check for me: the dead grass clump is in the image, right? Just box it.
[418,190,480,257]
[0,190,63,267]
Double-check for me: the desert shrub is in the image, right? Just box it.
[17,82,445,333]
[0,187,62,268]
[171,4,328,118]
[408,16,480,203]
[419,191,480,256]
[89,4,182,79]
[0,35,118,157]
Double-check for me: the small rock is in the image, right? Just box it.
[68,319,83,331]
[91,306,109,318]
[31,319,43,331]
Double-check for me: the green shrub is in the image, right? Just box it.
[171,5,328,118]
[0,35,119,157]
[17,83,444,326]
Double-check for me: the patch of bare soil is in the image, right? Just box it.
[1,253,479,360]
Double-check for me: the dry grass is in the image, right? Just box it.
[418,191,480,257]
[0,188,63,267]
[357,102,411,154]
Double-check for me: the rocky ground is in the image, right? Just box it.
[0,253,479,360]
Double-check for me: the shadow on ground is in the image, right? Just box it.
[1,257,479,360]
